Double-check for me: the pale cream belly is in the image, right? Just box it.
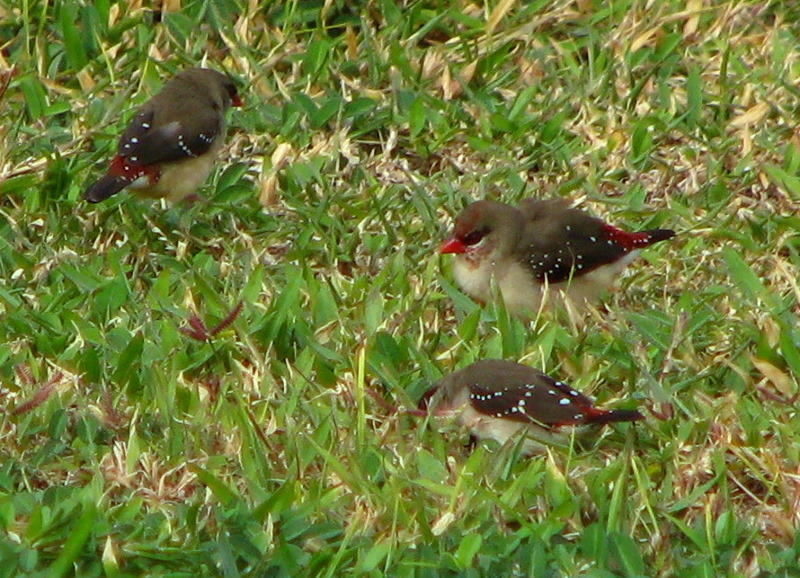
[130,137,224,203]
[453,252,640,316]
[459,405,571,456]
[452,256,546,313]
[433,393,575,456]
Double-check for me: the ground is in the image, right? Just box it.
[0,0,799,575]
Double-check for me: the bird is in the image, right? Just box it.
[83,67,242,204]
[419,359,643,455]
[440,198,675,315]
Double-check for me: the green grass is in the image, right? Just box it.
[1,0,799,575]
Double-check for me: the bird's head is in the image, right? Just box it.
[181,68,243,110]
[440,200,521,261]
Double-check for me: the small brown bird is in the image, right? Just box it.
[420,359,643,455]
[441,199,675,315]
[84,67,241,204]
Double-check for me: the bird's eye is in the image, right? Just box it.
[462,228,488,246]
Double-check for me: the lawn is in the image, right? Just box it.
[1,0,799,575]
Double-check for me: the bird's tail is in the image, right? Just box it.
[83,174,129,203]
[639,229,676,245]
[585,407,644,425]
[602,225,676,250]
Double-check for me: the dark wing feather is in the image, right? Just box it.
[467,365,594,426]
[117,110,153,155]
[514,200,628,282]
[117,108,221,166]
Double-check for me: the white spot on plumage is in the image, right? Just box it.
[141,122,150,129]
[559,398,571,406]
[177,134,197,157]
[130,137,139,144]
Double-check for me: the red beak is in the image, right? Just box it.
[232,94,244,107]
[440,237,468,254]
